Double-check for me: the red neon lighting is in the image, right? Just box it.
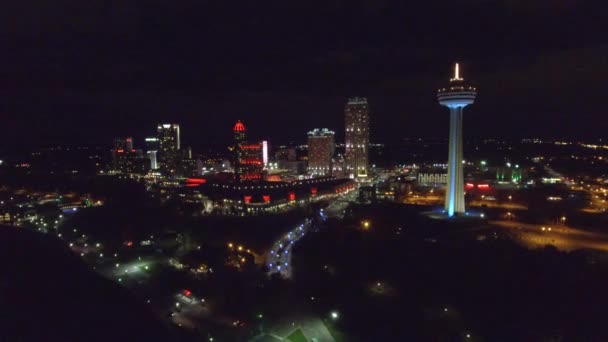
[186,178,207,184]
[477,184,490,189]
[244,195,252,204]
[311,187,318,195]
[465,183,475,189]
[241,144,261,150]
[184,290,192,297]
[241,159,262,165]
[263,195,270,203]
[242,174,261,180]
[126,241,133,247]
[233,120,246,132]
[289,192,296,201]
[117,149,124,153]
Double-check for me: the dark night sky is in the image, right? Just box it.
[0,0,606,149]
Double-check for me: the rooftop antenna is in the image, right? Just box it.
[451,62,463,82]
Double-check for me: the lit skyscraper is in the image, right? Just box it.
[307,128,335,176]
[157,124,181,176]
[112,137,131,171]
[145,137,159,170]
[111,137,149,174]
[113,137,134,151]
[437,63,477,217]
[344,97,369,178]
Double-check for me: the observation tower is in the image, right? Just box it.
[437,63,477,217]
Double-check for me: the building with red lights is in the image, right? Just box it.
[307,128,335,176]
[233,120,263,182]
[111,137,150,174]
[184,176,355,215]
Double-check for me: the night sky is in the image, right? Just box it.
[1,1,606,149]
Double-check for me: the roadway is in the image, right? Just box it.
[266,188,358,278]
[267,220,310,278]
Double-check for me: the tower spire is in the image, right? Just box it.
[451,62,463,82]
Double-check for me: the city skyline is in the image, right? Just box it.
[3,3,608,341]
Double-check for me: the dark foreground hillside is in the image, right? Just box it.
[0,226,184,341]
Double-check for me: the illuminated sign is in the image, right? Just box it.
[262,140,269,165]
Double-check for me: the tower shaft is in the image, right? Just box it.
[445,106,465,216]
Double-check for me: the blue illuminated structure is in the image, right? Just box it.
[437,63,477,217]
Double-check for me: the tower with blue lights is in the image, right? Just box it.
[438,63,477,217]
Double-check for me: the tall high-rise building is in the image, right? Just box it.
[113,137,132,151]
[180,146,201,176]
[438,63,477,217]
[157,124,180,176]
[344,97,370,178]
[111,137,150,174]
[125,137,134,150]
[145,137,159,170]
[112,137,132,171]
[233,120,263,182]
[307,128,335,176]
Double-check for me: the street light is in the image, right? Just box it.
[331,311,339,320]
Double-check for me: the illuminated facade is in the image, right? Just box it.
[233,120,263,182]
[262,140,269,167]
[437,63,477,217]
[344,97,369,178]
[145,137,159,170]
[307,128,335,176]
[157,124,181,176]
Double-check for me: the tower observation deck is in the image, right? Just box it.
[437,63,477,217]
